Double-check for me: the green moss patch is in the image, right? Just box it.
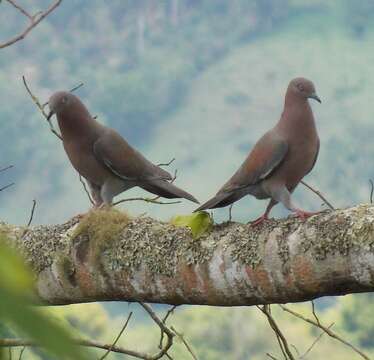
[72,208,130,265]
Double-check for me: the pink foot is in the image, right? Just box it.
[250,214,269,227]
[294,210,320,221]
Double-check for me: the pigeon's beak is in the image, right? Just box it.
[309,92,321,103]
[47,110,55,121]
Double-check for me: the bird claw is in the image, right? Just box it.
[249,215,269,227]
[294,210,320,221]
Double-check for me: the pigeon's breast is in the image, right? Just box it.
[63,138,113,186]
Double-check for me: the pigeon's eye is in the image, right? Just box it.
[297,84,305,92]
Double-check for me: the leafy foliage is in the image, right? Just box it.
[0,239,89,360]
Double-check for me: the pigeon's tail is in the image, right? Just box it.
[141,179,199,204]
[194,190,247,212]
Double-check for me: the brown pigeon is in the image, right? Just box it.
[47,92,198,206]
[195,77,321,225]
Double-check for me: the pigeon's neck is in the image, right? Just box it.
[278,99,316,134]
[57,110,98,140]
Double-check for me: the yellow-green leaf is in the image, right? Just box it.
[171,212,213,238]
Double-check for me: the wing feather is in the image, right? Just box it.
[93,129,172,181]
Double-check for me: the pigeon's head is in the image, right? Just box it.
[47,91,81,120]
[288,77,321,103]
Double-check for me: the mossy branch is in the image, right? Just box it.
[2,204,374,306]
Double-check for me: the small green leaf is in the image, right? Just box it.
[171,212,213,238]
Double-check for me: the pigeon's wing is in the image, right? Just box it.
[194,131,288,212]
[219,131,288,194]
[93,129,172,181]
[306,137,320,175]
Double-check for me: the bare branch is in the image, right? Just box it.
[99,312,133,360]
[0,165,14,173]
[311,301,321,327]
[26,200,36,227]
[79,176,95,206]
[0,338,165,359]
[279,305,370,360]
[0,0,63,49]
[369,179,373,204]
[113,196,181,206]
[156,158,175,167]
[139,302,175,359]
[0,183,15,192]
[113,169,181,206]
[170,326,198,360]
[22,75,62,140]
[300,323,333,359]
[257,305,295,360]
[159,305,178,349]
[228,204,233,221]
[266,353,280,360]
[41,82,84,108]
[300,180,335,210]
[18,347,25,360]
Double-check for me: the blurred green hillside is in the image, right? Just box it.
[1,0,374,224]
[2,1,374,359]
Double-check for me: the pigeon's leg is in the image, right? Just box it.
[250,199,277,226]
[272,186,319,220]
[101,177,134,205]
[87,181,103,207]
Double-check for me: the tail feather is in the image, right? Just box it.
[141,179,199,204]
[194,190,247,212]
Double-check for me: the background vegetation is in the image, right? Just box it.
[1,0,374,359]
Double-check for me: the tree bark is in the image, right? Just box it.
[2,204,374,306]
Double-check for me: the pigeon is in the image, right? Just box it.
[195,77,321,225]
[47,92,199,206]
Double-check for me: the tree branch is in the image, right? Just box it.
[0,0,62,49]
[2,204,374,306]
[279,305,370,360]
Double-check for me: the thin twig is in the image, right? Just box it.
[26,200,36,227]
[139,302,175,359]
[279,305,370,360]
[1,0,63,49]
[99,312,133,360]
[159,305,178,349]
[18,347,25,360]
[0,165,14,173]
[228,204,233,221]
[170,326,198,360]
[114,169,181,206]
[22,75,62,140]
[0,183,15,192]
[21,200,37,239]
[79,176,95,206]
[41,82,84,107]
[266,354,280,360]
[257,305,296,360]
[6,0,33,20]
[311,301,321,327]
[156,158,175,167]
[301,180,335,210]
[369,179,373,204]
[113,197,181,206]
[1,337,169,360]
[300,323,333,359]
